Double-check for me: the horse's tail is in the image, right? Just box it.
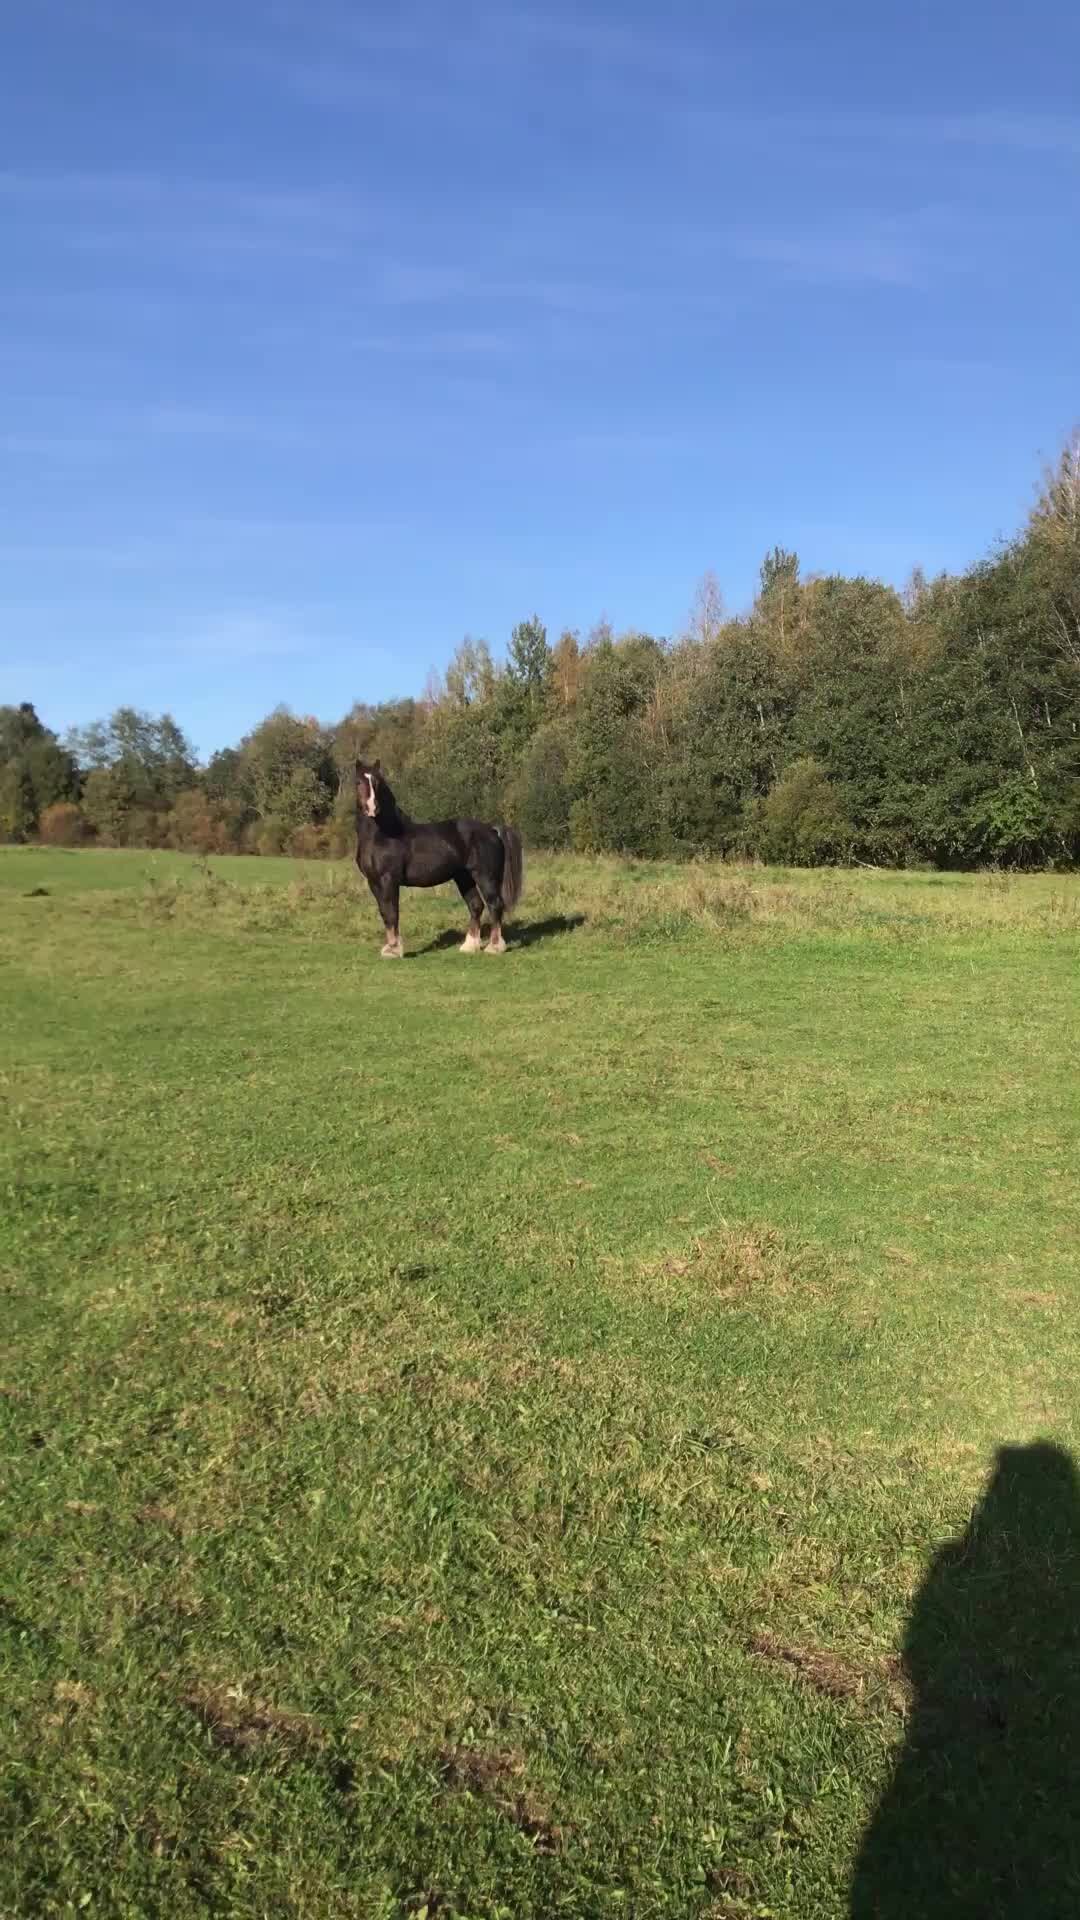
[499,825,524,913]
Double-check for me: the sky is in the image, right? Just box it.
[2,0,1079,758]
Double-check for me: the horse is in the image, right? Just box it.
[354,760,524,958]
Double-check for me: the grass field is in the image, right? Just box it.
[3,845,1080,1918]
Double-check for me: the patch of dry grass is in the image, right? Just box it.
[182,1684,324,1756]
[32,843,1077,950]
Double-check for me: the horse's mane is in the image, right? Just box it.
[378,775,411,831]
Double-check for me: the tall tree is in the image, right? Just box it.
[0,702,78,838]
[506,616,551,695]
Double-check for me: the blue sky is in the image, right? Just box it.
[3,0,1078,757]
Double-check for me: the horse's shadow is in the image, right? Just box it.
[408,913,585,958]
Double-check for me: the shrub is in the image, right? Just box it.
[327,812,355,859]
[970,776,1053,868]
[38,801,89,846]
[286,822,331,859]
[123,806,168,849]
[168,789,226,854]
[760,758,855,866]
[256,816,289,856]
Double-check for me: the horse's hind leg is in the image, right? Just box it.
[485,898,507,954]
[475,865,507,954]
[454,871,485,953]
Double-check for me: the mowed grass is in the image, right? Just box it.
[3,846,1080,1919]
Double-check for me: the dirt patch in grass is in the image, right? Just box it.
[52,1678,96,1715]
[750,1629,909,1715]
[136,1501,180,1529]
[438,1744,564,1852]
[628,1223,832,1311]
[182,1684,324,1755]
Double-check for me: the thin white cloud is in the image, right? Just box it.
[497,3,727,81]
[562,428,704,457]
[690,106,1080,160]
[0,431,115,459]
[0,168,361,222]
[370,260,736,317]
[162,607,401,672]
[0,514,407,575]
[872,108,1080,157]
[169,610,308,663]
[726,204,1019,289]
[2,409,319,462]
[732,225,923,289]
[350,329,513,357]
[142,405,317,447]
[0,170,375,264]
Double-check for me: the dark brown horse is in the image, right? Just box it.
[355,761,524,958]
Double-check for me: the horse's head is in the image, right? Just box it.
[356,759,384,820]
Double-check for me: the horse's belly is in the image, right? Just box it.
[404,845,458,886]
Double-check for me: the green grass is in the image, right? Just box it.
[3,846,1080,1918]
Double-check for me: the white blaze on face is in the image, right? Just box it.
[361,772,378,817]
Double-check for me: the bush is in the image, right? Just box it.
[39,801,89,846]
[760,758,855,866]
[327,811,355,859]
[970,776,1052,868]
[256,817,289,856]
[287,822,331,859]
[122,806,168,849]
[168,789,226,854]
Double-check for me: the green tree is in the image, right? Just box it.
[506,616,551,697]
[0,702,47,761]
[0,757,36,841]
[0,702,78,836]
[239,709,335,828]
[513,719,574,847]
[65,707,196,844]
[81,767,135,845]
[756,547,803,663]
[654,624,787,855]
[493,616,553,762]
[569,634,664,853]
[443,638,497,709]
[783,576,915,861]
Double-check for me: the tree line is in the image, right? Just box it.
[4,444,1079,869]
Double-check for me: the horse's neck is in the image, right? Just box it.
[383,789,411,831]
[362,796,411,836]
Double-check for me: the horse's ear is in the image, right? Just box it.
[373,758,381,774]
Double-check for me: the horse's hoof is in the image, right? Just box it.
[485,938,507,956]
[380,943,403,959]
[460,936,482,954]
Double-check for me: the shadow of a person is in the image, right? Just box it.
[852,1441,1080,1918]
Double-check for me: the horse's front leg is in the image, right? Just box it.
[371,876,403,958]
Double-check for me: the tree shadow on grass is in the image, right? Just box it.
[852,1441,1080,1918]
[408,913,585,958]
